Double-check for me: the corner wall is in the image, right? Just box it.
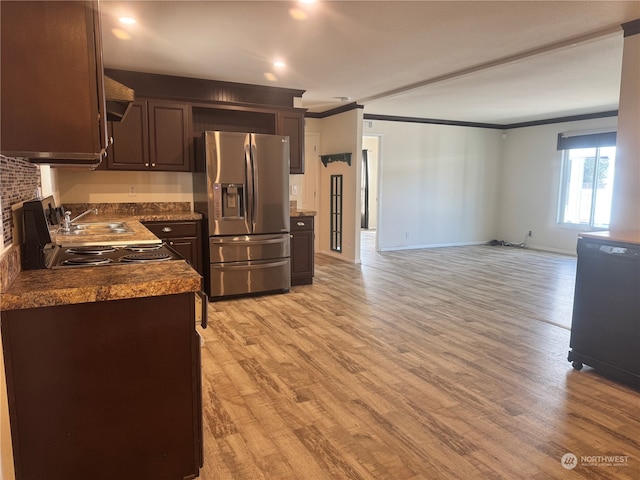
[309,110,364,263]
[363,120,502,251]
[498,116,618,254]
[610,26,640,230]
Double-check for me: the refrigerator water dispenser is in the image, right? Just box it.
[213,183,245,219]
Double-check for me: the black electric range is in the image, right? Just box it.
[50,243,184,269]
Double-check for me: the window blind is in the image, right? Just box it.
[556,131,617,150]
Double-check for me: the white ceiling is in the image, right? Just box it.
[100,1,640,125]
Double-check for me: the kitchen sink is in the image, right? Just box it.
[64,222,133,235]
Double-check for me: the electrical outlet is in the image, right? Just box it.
[129,185,136,197]
[528,230,533,237]
[405,232,410,239]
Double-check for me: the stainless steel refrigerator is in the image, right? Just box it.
[193,131,290,298]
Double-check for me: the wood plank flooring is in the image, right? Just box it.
[196,235,639,479]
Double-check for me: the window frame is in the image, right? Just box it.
[557,145,616,230]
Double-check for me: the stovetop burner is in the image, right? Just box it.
[62,256,114,266]
[123,244,164,252]
[51,243,182,268]
[66,246,117,255]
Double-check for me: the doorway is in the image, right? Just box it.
[361,135,380,253]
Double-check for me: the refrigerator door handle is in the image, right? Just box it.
[210,234,289,246]
[244,141,254,233]
[250,140,259,232]
[211,259,289,271]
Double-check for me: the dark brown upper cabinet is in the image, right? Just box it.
[0,1,108,167]
[106,101,148,170]
[106,100,191,171]
[104,70,306,174]
[277,110,305,174]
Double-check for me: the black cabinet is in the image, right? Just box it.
[568,236,640,386]
[1,1,108,165]
[143,220,202,274]
[290,216,314,286]
[106,100,191,171]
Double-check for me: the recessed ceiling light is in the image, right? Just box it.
[119,17,136,25]
[299,0,316,4]
[289,8,308,20]
[273,60,286,68]
[111,28,131,40]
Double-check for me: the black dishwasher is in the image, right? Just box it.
[568,235,640,387]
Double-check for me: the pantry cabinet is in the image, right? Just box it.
[106,100,191,171]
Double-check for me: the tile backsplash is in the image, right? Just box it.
[0,155,41,247]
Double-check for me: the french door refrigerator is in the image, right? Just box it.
[194,131,290,298]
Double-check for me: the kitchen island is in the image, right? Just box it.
[1,212,205,480]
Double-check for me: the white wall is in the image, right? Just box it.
[610,30,640,230]
[308,111,363,263]
[498,117,618,254]
[363,120,502,251]
[52,170,194,207]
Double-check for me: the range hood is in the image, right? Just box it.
[105,75,134,122]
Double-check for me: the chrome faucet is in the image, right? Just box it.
[61,208,98,232]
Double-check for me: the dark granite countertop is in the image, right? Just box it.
[1,261,202,311]
[290,209,317,217]
[1,202,204,311]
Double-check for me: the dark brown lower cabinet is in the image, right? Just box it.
[1,293,202,480]
[290,216,314,286]
[143,220,203,275]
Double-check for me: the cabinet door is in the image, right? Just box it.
[290,216,314,285]
[277,110,305,174]
[291,230,314,284]
[0,1,107,161]
[2,294,201,480]
[167,237,201,273]
[107,101,149,170]
[148,101,191,171]
[143,221,203,274]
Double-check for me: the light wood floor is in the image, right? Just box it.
[197,236,639,480]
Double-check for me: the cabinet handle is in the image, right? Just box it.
[297,222,305,226]
[169,241,174,246]
[290,234,294,238]
[144,162,149,167]
[151,163,156,167]
[162,227,173,233]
